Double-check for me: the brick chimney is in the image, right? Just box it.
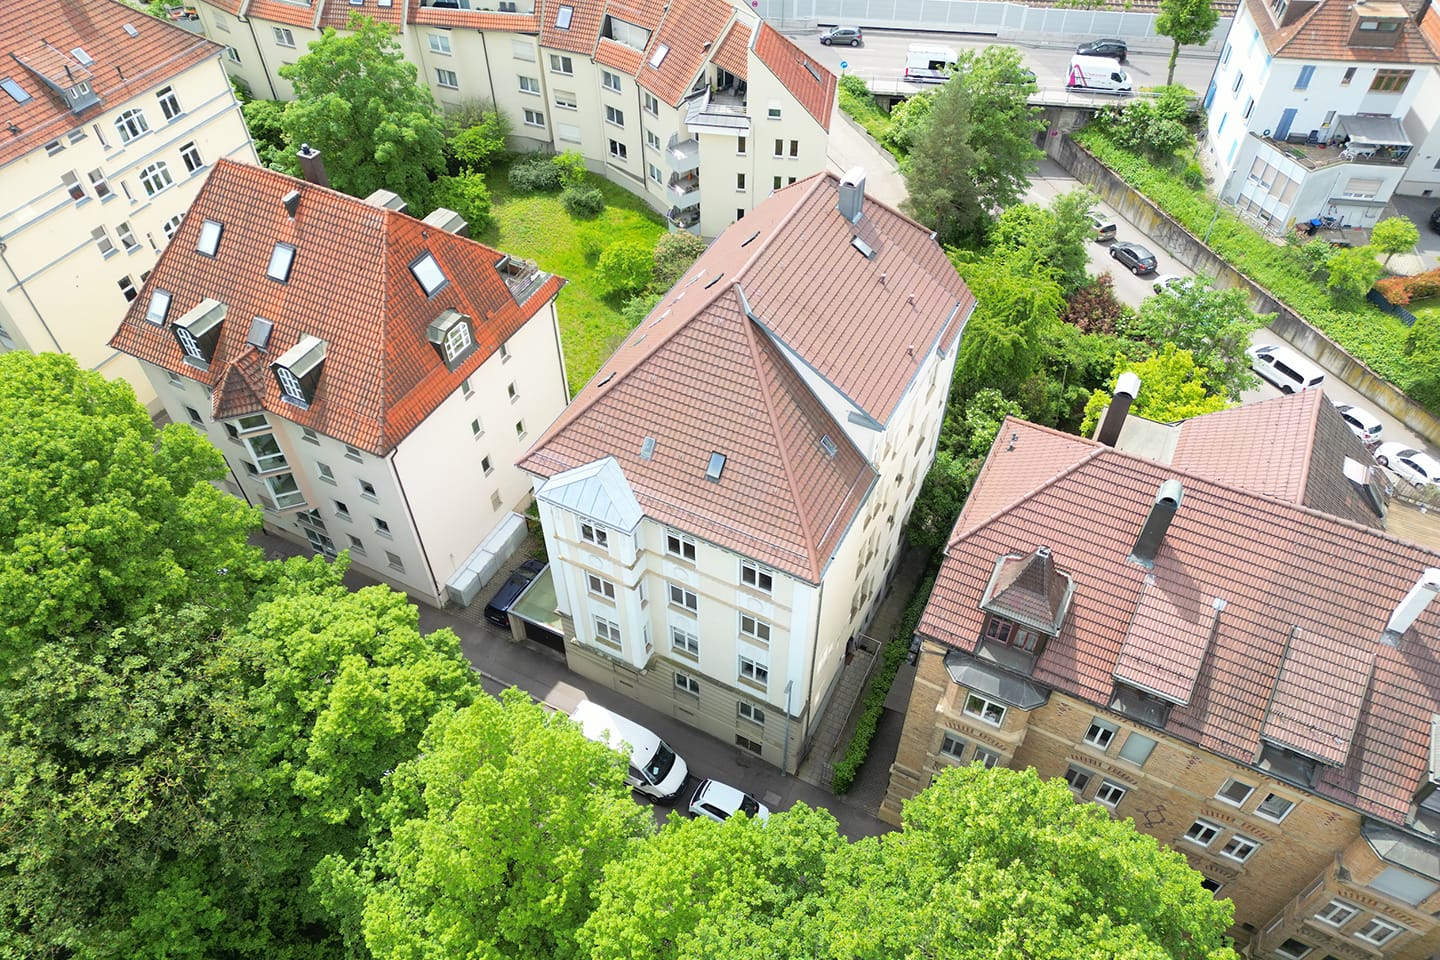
[296,143,329,187]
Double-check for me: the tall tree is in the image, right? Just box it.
[1371,215,1420,267]
[1081,343,1231,433]
[951,255,1065,398]
[901,80,982,244]
[1156,0,1219,85]
[1126,278,1267,398]
[280,15,447,207]
[988,189,1098,294]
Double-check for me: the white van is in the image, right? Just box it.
[570,700,690,801]
[1066,55,1133,95]
[904,44,958,83]
[1246,344,1326,393]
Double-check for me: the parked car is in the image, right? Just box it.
[1076,38,1128,62]
[572,700,690,802]
[1152,274,1188,295]
[1330,399,1383,444]
[1429,207,1440,234]
[688,778,771,822]
[483,558,546,628]
[1375,443,1440,488]
[819,25,863,46]
[1109,241,1157,275]
[1246,344,1325,393]
[1087,212,1117,242]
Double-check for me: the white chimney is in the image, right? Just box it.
[1384,568,1440,642]
[1095,371,1142,447]
[838,166,866,223]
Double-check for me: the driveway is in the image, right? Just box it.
[1386,192,1440,272]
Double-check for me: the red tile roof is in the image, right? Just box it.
[538,0,604,55]
[710,20,750,81]
[1247,0,1439,63]
[318,0,407,29]
[245,0,321,29]
[752,22,835,132]
[411,5,540,31]
[922,416,1440,825]
[109,160,564,455]
[635,0,737,105]
[201,0,247,17]
[520,171,973,580]
[0,0,224,168]
[594,36,644,75]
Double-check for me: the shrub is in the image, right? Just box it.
[651,231,709,289]
[449,108,510,172]
[883,91,936,154]
[553,150,588,189]
[1060,275,1128,334]
[1377,267,1440,305]
[561,185,604,218]
[839,73,870,98]
[507,155,562,192]
[576,224,606,263]
[1326,245,1384,303]
[593,239,655,297]
[1181,161,1205,190]
[429,172,494,234]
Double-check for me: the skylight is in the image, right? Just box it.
[705,452,726,482]
[640,437,656,460]
[410,252,447,296]
[70,47,94,66]
[0,77,31,104]
[851,236,875,259]
[145,289,171,324]
[267,242,297,282]
[740,230,760,247]
[555,5,573,28]
[649,44,669,68]
[247,316,273,350]
[703,273,724,289]
[122,22,139,37]
[819,434,838,458]
[196,219,223,256]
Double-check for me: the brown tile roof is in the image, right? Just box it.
[245,0,321,28]
[410,5,540,31]
[594,36,644,75]
[538,0,604,55]
[109,159,564,455]
[0,0,224,169]
[318,0,407,30]
[520,171,973,580]
[752,22,834,132]
[1421,4,1440,58]
[920,416,1440,825]
[1170,390,1383,528]
[1247,0,1439,63]
[635,0,737,105]
[710,20,750,80]
[201,0,246,17]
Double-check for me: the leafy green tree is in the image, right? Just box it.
[280,15,447,207]
[1081,344,1231,432]
[0,352,262,675]
[1325,244,1385,301]
[883,90,937,154]
[907,390,1022,556]
[651,231,709,289]
[319,688,653,960]
[553,150,588,189]
[1371,215,1419,266]
[447,103,510,172]
[1156,0,1218,85]
[430,171,494,233]
[1125,278,1266,398]
[594,239,656,297]
[952,255,1065,397]
[988,189,1096,294]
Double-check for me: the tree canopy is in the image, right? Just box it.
[279,14,448,207]
[1082,343,1232,433]
[1124,278,1267,399]
[1156,0,1219,85]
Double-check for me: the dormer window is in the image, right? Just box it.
[424,309,477,370]
[197,219,223,256]
[410,252,447,296]
[1256,742,1321,787]
[171,298,227,368]
[1352,14,1406,48]
[982,616,1039,652]
[267,242,296,282]
[272,335,327,408]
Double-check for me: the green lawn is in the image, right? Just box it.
[476,160,667,393]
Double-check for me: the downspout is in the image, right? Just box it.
[479,33,498,128]
[243,15,280,100]
[781,678,794,773]
[390,450,443,604]
[0,242,64,352]
[800,576,824,772]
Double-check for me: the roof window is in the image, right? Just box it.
[740,230,760,247]
[267,242,297,282]
[247,316,273,350]
[705,452,726,481]
[555,5,573,28]
[819,434,838,458]
[70,47,94,66]
[703,272,724,289]
[640,436,656,460]
[410,252,447,296]
[196,219,223,256]
[649,43,670,68]
[122,22,139,37]
[145,289,171,325]
[1,77,32,103]
[851,236,875,259]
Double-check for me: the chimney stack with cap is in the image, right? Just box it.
[1129,479,1183,568]
[296,143,330,188]
[1384,568,1440,644]
[1095,371,1142,447]
[838,166,866,223]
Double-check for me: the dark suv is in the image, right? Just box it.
[819,26,863,46]
[483,558,546,628]
[1109,241,1157,275]
[1076,38,1128,62]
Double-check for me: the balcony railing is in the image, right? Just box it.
[666,135,699,173]
[668,173,700,209]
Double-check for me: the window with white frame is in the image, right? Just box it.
[358,479,377,501]
[139,161,173,197]
[1063,765,1092,793]
[940,732,966,760]
[317,462,336,484]
[515,420,526,439]
[675,671,699,695]
[519,75,540,94]
[92,226,115,256]
[373,517,391,537]
[61,170,86,201]
[385,551,404,571]
[667,582,697,612]
[963,693,1005,726]
[605,105,624,126]
[428,33,452,54]
[1219,833,1260,862]
[1095,780,1126,806]
[1183,820,1221,847]
[441,319,471,361]
[1216,778,1254,806]
[523,108,544,127]
[1255,792,1295,822]
[738,701,765,725]
[344,444,363,461]
[740,560,773,592]
[602,69,621,92]
[982,616,1038,652]
[580,522,608,548]
[670,624,698,657]
[643,91,659,115]
[666,530,696,561]
[1084,717,1117,749]
[117,275,138,302]
[738,654,768,688]
[436,68,459,89]
[593,616,621,648]
[116,221,138,250]
[114,108,149,143]
[162,214,183,239]
[740,614,770,644]
[1314,900,1358,927]
[587,573,616,601]
[87,169,112,199]
[648,162,663,184]
[549,53,572,74]
[972,747,999,768]
[1274,939,1312,960]
[273,26,295,47]
[609,139,627,160]
[348,535,365,554]
[156,85,181,120]
[645,129,661,150]
[554,91,577,111]
[1354,917,1403,946]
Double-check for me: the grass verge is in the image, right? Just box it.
[838,87,905,162]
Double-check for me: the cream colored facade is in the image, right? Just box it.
[196,7,316,101]
[0,57,255,408]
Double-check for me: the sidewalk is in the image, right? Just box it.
[826,105,907,208]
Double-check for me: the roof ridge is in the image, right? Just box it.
[1293,387,1325,504]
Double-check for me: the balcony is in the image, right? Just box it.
[684,84,750,135]
[668,172,700,209]
[1263,114,1412,170]
[666,135,699,173]
[496,255,547,305]
[667,207,700,234]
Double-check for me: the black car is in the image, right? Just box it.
[1076,38,1128,62]
[483,558,546,628]
[1109,241,1157,275]
[1429,207,1440,233]
[819,26,863,46]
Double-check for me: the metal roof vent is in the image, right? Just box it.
[851,236,875,259]
[640,436,656,460]
[246,316,273,350]
[1384,568,1440,643]
[282,190,300,218]
[705,452,726,482]
[1129,479,1183,568]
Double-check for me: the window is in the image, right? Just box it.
[1199,876,1223,895]
[602,69,621,92]
[195,219,223,256]
[162,214,183,239]
[1315,900,1358,927]
[410,252,447,296]
[92,226,115,256]
[774,138,784,157]
[225,46,242,64]
[1084,718,1117,749]
[156,85,181,120]
[773,175,782,190]
[666,531,696,561]
[671,625,699,657]
[85,169,112,200]
[736,734,763,755]
[740,614,770,643]
[359,479,378,501]
[964,693,1005,726]
[549,53,572,74]
[267,242,297,282]
[373,517,392,537]
[1371,68,1413,92]
[608,139,627,160]
[1231,70,1244,94]
[459,377,474,399]
[333,499,351,519]
[116,222,138,250]
[940,732,966,759]
[61,171,86,201]
[515,419,526,439]
[1063,765,1092,792]
[118,275,138,302]
[145,289,171,324]
[740,560,772,592]
[555,4,573,27]
[643,91,658,114]
[273,26,296,47]
[519,75,540,94]
[1219,834,1260,862]
[44,139,65,156]
[738,655,768,688]
[972,747,999,768]
[115,108,149,143]
[554,91,577,110]
[1355,917,1403,946]
[1342,66,1357,85]
[648,162,663,184]
[317,462,335,484]
[646,129,661,150]
[385,551,404,572]
[490,490,503,511]
[982,616,1039,652]
[788,139,798,157]
[184,405,204,426]
[429,33,452,54]
[588,573,617,600]
[581,522,608,548]
[593,616,621,648]
[1256,792,1294,822]
[436,68,459,89]
[1095,781,1127,806]
[1183,820,1220,847]
[1216,778,1254,806]
[516,106,544,128]
[344,444,363,461]
[347,535,365,554]
[605,105,624,126]
[738,701,765,725]
[668,583,698,611]
[736,172,746,191]
[767,104,781,119]
[737,135,747,155]
[1242,96,1254,120]
[1117,731,1156,766]
[139,161,173,197]
[675,671,700,695]
[1274,939,1312,960]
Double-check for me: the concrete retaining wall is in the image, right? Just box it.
[1048,131,1440,446]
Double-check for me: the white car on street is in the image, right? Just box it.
[688,778,771,823]
[1330,399,1383,444]
[1375,442,1440,489]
